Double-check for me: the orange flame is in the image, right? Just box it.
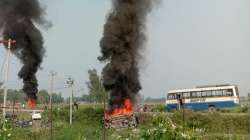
[27,97,36,109]
[107,98,133,117]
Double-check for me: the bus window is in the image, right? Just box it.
[173,94,177,99]
[183,92,190,98]
[206,91,212,97]
[212,90,217,96]
[226,89,233,96]
[191,92,197,98]
[222,90,228,96]
[197,91,202,97]
[215,90,223,96]
[167,94,172,99]
[201,91,207,97]
[168,93,176,99]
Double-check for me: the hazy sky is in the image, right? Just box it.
[1,0,250,98]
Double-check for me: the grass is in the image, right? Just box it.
[1,105,250,140]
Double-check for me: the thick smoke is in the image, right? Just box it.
[0,0,48,101]
[99,0,156,111]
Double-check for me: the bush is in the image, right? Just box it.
[170,111,250,135]
[239,106,248,113]
[43,106,104,126]
[151,104,165,112]
[0,120,13,140]
[73,107,103,126]
[140,113,196,140]
[41,106,104,139]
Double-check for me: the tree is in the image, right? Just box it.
[0,89,64,104]
[81,94,91,102]
[37,90,50,104]
[7,89,26,103]
[52,92,64,103]
[86,69,107,103]
[0,89,26,103]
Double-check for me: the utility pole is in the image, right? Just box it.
[101,78,107,140]
[103,89,107,140]
[0,39,16,119]
[66,77,74,125]
[49,71,56,140]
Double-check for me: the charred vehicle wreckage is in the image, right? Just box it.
[103,112,139,129]
[103,99,139,129]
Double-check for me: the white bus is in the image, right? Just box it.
[166,85,240,111]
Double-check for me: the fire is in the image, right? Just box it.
[27,97,36,109]
[108,98,133,117]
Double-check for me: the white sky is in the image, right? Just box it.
[1,0,250,98]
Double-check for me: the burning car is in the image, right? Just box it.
[104,112,138,129]
[103,99,139,129]
[99,0,154,130]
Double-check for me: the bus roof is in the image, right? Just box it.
[168,85,237,94]
[195,84,231,88]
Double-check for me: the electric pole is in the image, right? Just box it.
[49,71,56,140]
[66,77,74,125]
[102,77,107,140]
[0,39,16,119]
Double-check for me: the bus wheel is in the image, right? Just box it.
[208,106,216,112]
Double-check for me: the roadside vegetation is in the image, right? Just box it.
[1,70,250,139]
[0,105,248,140]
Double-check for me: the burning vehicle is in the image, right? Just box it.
[99,0,156,129]
[0,0,49,109]
[103,99,139,128]
[104,112,138,129]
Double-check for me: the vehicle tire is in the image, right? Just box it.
[208,106,216,112]
[104,122,110,129]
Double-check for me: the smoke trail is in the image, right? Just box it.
[99,0,157,111]
[0,0,49,102]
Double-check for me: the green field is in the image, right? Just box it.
[1,104,250,140]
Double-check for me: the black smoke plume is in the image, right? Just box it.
[0,0,49,101]
[99,0,156,111]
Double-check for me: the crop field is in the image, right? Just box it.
[0,104,249,140]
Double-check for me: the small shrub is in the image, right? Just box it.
[151,104,165,112]
[0,120,13,140]
[240,106,248,113]
[140,113,196,140]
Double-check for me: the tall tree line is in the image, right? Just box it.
[0,89,64,104]
[82,69,107,103]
